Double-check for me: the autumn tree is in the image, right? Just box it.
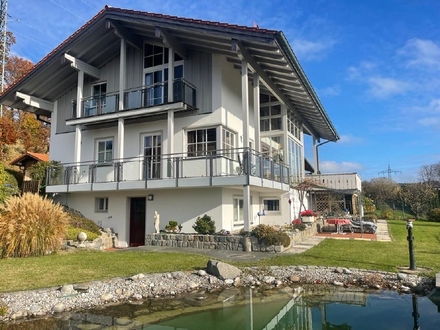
[362,177,399,209]
[0,31,49,158]
[0,116,18,160]
[398,183,436,219]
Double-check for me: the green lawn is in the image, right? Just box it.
[0,219,438,293]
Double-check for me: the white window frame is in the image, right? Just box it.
[262,198,280,213]
[260,102,282,132]
[187,127,217,157]
[233,196,253,225]
[95,197,108,212]
[222,127,236,159]
[96,138,113,164]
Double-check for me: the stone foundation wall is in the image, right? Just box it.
[145,223,317,253]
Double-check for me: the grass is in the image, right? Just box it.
[0,219,439,293]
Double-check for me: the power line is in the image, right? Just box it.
[49,0,87,21]
[378,164,402,179]
[8,16,58,41]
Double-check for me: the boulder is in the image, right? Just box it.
[206,260,242,280]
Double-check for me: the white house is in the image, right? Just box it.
[0,6,339,247]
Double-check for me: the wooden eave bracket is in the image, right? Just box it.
[63,53,100,79]
[155,27,188,59]
[106,20,142,49]
[15,92,54,112]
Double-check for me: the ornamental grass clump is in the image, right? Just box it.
[0,193,69,258]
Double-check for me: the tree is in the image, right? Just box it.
[419,163,440,185]
[292,178,322,218]
[398,183,436,219]
[20,112,49,153]
[4,55,34,87]
[362,178,399,209]
[0,116,18,161]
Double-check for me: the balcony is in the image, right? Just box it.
[46,148,291,193]
[68,78,196,124]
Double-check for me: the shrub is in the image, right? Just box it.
[364,213,378,222]
[380,208,393,220]
[165,220,182,233]
[0,164,19,204]
[251,224,291,247]
[65,227,100,241]
[0,193,69,258]
[292,223,307,231]
[427,208,440,222]
[65,208,102,235]
[192,214,216,234]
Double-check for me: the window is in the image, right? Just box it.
[263,199,280,212]
[143,134,162,179]
[97,139,113,164]
[288,110,301,140]
[288,138,303,184]
[96,197,108,212]
[144,44,183,69]
[233,196,253,223]
[233,197,244,223]
[187,128,217,156]
[260,97,282,132]
[222,128,236,159]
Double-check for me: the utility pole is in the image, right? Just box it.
[0,0,8,117]
[378,164,401,179]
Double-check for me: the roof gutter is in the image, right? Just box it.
[275,31,340,142]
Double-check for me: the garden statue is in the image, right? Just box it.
[154,211,160,233]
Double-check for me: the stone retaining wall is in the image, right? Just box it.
[145,223,317,253]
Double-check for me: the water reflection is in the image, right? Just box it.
[2,287,440,329]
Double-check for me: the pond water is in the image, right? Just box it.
[3,286,440,329]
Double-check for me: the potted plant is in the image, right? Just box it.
[300,210,317,223]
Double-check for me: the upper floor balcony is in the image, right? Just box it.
[45,148,291,193]
[67,78,196,126]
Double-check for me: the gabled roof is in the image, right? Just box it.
[0,6,339,142]
[10,152,49,167]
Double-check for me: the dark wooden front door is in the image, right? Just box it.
[129,197,146,247]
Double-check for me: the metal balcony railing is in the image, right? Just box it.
[71,78,196,120]
[46,148,290,187]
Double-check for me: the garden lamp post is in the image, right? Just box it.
[406,219,416,270]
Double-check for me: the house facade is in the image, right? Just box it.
[0,7,339,247]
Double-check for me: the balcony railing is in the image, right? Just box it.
[46,148,290,187]
[71,78,196,120]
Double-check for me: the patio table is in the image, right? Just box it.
[326,219,351,234]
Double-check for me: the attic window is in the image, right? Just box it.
[144,44,183,69]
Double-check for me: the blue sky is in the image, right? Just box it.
[6,0,440,182]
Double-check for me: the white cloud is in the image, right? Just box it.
[292,38,336,61]
[318,85,340,96]
[347,61,376,80]
[399,38,440,70]
[366,76,411,98]
[417,117,440,127]
[319,161,363,173]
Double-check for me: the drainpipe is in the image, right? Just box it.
[315,140,332,174]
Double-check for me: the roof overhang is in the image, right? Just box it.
[0,6,339,141]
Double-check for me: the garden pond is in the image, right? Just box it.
[2,286,440,329]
